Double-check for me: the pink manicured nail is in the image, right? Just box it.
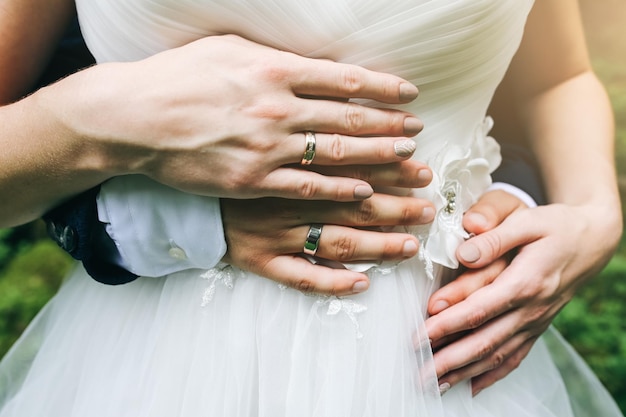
[403,240,419,257]
[352,281,369,294]
[403,117,424,136]
[354,184,373,199]
[399,83,419,102]
[417,169,432,184]
[431,300,450,314]
[458,242,481,263]
[420,206,435,223]
[465,212,488,229]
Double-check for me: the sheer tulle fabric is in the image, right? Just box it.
[0,0,623,416]
[0,267,622,417]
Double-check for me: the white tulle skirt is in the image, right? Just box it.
[0,259,622,417]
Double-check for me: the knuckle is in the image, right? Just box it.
[328,134,347,162]
[516,280,546,303]
[510,357,523,371]
[344,104,365,132]
[296,178,320,199]
[466,308,488,329]
[385,111,405,133]
[523,304,552,324]
[223,170,255,195]
[476,340,496,360]
[437,359,452,377]
[294,278,316,294]
[255,58,290,84]
[355,200,376,224]
[325,284,340,297]
[246,99,291,123]
[489,351,506,370]
[381,79,398,100]
[340,66,365,95]
[334,236,358,261]
[481,233,503,258]
[399,204,418,225]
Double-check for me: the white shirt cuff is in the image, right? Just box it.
[96,175,227,277]
[488,182,538,208]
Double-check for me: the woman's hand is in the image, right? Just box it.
[42,34,423,202]
[221,160,435,296]
[426,190,622,395]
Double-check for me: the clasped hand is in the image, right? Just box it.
[426,191,622,395]
[67,34,435,296]
[56,34,424,201]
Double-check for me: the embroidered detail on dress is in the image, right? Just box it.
[370,263,399,275]
[443,187,457,215]
[417,239,435,281]
[200,264,238,306]
[416,116,501,269]
[316,297,368,339]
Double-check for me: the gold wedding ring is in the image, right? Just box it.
[301,131,316,165]
[303,224,323,256]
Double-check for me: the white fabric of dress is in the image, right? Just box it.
[0,1,623,416]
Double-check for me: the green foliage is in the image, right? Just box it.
[0,229,12,269]
[554,256,626,413]
[0,240,72,355]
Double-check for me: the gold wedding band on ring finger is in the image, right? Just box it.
[301,131,316,165]
[303,224,323,256]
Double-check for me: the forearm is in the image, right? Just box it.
[525,71,618,209]
[0,74,116,227]
[525,70,621,271]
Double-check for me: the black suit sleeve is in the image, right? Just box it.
[37,19,139,285]
[491,142,546,205]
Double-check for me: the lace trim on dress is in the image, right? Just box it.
[200,263,239,306]
[416,116,501,270]
[199,264,369,338]
[317,297,368,339]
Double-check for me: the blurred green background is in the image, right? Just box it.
[0,0,625,412]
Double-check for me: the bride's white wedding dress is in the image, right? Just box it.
[0,1,622,416]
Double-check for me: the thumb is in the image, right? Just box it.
[463,189,526,235]
[457,208,536,268]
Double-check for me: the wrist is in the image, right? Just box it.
[577,200,623,263]
[40,62,148,179]
[34,69,115,179]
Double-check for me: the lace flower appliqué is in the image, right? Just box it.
[420,116,501,269]
[316,297,368,339]
[200,263,240,306]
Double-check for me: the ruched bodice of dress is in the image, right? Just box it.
[77,0,531,149]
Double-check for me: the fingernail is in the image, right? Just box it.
[403,240,418,257]
[439,382,451,395]
[458,242,481,263]
[417,168,432,184]
[431,300,450,314]
[354,184,373,199]
[352,281,369,294]
[420,206,435,223]
[394,139,416,157]
[399,83,419,102]
[465,212,488,230]
[403,117,424,136]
